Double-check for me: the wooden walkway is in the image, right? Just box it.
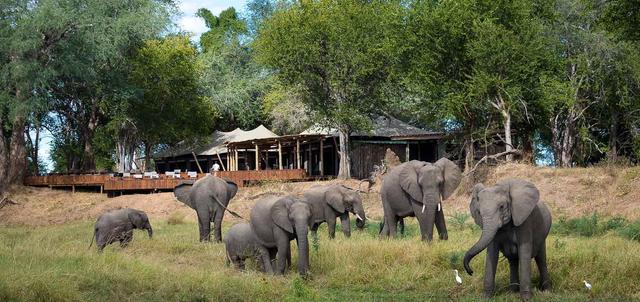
[23,169,307,193]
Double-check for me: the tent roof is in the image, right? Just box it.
[154,125,278,158]
[300,115,443,138]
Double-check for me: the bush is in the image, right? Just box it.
[554,214,601,237]
[618,219,640,241]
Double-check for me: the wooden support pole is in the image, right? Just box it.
[405,143,410,162]
[296,139,301,169]
[265,148,269,169]
[320,138,324,176]
[308,142,312,175]
[215,150,226,171]
[234,148,239,172]
[192,152,203,174]
[278,141,283,170]
[255,144,260,171]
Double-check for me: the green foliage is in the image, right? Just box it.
[129,35,214,150]
[197,7,247,53]
[255,0,405,133]
[618,220,640,242]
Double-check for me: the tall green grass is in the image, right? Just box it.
[1,217,639,301]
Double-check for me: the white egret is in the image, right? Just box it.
[454,269,462,285]
[583,280,592,290]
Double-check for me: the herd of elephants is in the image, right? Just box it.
[91,158,552,300]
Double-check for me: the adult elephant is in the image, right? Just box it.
[174,175,238,242]
[91,208,153,252]
[250,195,312,276]
[303,184,366,239]
[379,158,461,241]
[463,178,552,301]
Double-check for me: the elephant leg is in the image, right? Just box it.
[483,241,499,298]
[518,240,533,300]
[434,207,448,240]
[196,207,211,242]
[235,257,246,271]
[268,248,277,263]
[508,257,520,292]
[385,213,398,239]
[326,215,337,239]
[413,202,437,242]
[398,218,405,236]
[535,242,552,291]
[119,230,133,248]
[258,246,273,274]
[340,213,351,238]
[212,208,225,243]
[310,223,319,239]
[96,233,107,251]
[274,230,290,275]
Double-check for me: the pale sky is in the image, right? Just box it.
[177,0,248,41]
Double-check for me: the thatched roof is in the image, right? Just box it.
[154,125,278,158]
[300,115,443,139]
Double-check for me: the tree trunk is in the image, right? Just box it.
[143,142,152,172]
[7,115,27,185]
[521,134,534,164]
[0,116,8,193]
[81,100,99,172]
[337,128,351,180]
[464,137,475,174]
[503,110,513,161]
[608,110,618,161]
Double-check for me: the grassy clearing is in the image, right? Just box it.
[1,217,639,301]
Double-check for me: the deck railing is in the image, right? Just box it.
[23,169,307,192]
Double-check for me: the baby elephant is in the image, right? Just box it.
[224,223,272,273]
[91,208,153,251]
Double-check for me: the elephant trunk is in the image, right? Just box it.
[463,220,498,276]
[354,204,366,229]
[295,223,309,277]
[147,225,153,238]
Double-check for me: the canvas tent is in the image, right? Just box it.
[154,125,278,173]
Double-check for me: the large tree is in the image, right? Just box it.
[255,0,404,179]
[129,35,214,170]
[0,0,173,186]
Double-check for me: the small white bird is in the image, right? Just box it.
[454,269,462,285]
[583,280,592,290]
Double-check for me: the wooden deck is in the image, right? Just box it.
[23,169,307,193]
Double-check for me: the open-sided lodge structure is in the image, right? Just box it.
[24,116,447,194]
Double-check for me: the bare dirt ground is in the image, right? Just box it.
[1,163,639,226]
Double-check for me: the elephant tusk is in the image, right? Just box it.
[438,203,441,212]
[422,203,426,213]
[356,213,364,221]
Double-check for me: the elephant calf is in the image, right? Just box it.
[224,223,272,273]
[463,178,552,301]
[91,208,153,252]
[303,184,367,239]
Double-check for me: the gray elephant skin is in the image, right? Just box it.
[379,158,461,241]
[463,178,552,301]
[92,208,153,251]
[250,195,312,276]
[174,175,238,242]
[224,222,273,272]
[303,184,366,239]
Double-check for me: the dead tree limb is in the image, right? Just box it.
[0,196,18,209]
[464,150,523,176]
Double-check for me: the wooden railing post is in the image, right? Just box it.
[278,140,283,170]
[320,138,324,176]
[255,144,260,171]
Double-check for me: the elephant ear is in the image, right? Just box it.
[399,161,426,202]
[434,157,462,200]
[224,179,238,201]
[271,197,294,234]
[325,188,346,213]
[174,181,194,207]
[128,210,146,229]
[501,179,539,227]
[470,183,485,227]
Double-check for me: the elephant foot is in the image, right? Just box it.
[439,232,448,240]
[519,291,532,301]
[539,279,552,291]
[482,290,494,299]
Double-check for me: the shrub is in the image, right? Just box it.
[618,219,640,242]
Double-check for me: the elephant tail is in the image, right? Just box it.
[213,197,246,221]
[88,228,96,250]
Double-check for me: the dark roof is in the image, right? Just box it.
[301,115,444,138]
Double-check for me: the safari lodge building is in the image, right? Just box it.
[153,116,445,179]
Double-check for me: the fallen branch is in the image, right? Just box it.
[464,149,523,176]
[0,196,19,209]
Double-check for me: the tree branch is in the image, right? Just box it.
[464,149,523,176]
